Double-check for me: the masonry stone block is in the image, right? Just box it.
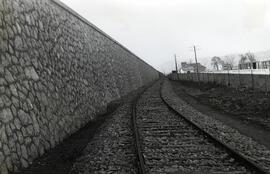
[0,108,13,123]
[24,67,39,81]
[3,145,10,156]
[0,164,8,174]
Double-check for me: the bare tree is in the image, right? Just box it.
[245,52,256,62]
[239,52,256,64]
[239,54,247,64]
[223,55,235,70]
[211,56,224,71]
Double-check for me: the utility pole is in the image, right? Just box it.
[193,46,200,83]
[193,46,199,74]
[174,54,178,73]
[178,61,181,74]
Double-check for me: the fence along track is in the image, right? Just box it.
[132,79,268,174]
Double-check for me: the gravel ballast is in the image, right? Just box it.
[162,79,270,172]
[69,101,137,174]
[136,81,250,173]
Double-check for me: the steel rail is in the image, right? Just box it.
[131,82,158,174]
[160,80,269,174]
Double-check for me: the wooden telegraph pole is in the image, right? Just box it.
[174,54,178,73]
[174,54,179,80]
[193,46,200,84]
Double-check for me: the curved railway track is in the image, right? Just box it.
[132,80,268,174]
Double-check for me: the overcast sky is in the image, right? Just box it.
[60,0,270,72]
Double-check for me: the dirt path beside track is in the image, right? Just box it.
[171,80,270,149]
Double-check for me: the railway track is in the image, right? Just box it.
[132,80,268,174]
[71,79,269,173]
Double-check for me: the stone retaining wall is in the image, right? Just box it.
[0,0,159,173]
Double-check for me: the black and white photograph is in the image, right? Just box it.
[0,0,270,173]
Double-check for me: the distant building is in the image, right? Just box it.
[239,60,270,70]
[181,62,206,73]
[223,63,233,70]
